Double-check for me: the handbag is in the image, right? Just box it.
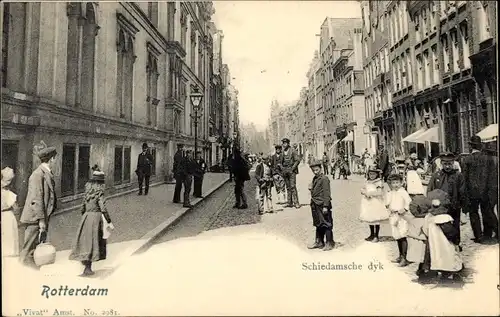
[33,231,56,267]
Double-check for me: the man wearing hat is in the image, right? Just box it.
[271,144,286,204]
[280,138,301,208]
[461,135,499,243]
[307,159,335,251]
[376,144,391,182]
[427,152,467,244]
[172,143,189,205]
[20,142,58,267]
[136,143,154,196]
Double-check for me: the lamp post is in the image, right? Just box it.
[190,86,204,156]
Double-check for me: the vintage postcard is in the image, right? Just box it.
[1,0,499,316]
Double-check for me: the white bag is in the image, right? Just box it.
[102,214,114,239]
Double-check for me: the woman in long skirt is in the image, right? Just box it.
[70,167,114,276]
[1,167,19,257]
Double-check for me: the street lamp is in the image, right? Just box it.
[190,86,204,156]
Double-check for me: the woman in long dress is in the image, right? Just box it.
[69,168,114,276]
[1,167,20,257]
[406,153,425,195]
[359,166,389,242]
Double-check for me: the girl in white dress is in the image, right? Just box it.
[360,166,389,242]
[1,167,19,257]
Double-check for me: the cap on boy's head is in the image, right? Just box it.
[275,144,282,149]
[177,143,184,149]
[440,151,456,162]
[309,159,322,168]
[469,135,482,147]
[281,138,290,144]
[142,143,148,149]
[387,173,403,182]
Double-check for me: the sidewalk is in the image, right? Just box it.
[40,173,229,276]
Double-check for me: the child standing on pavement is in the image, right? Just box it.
[255,156,274,214]
[386,173,412,267]
[307,160,335,251]
[359,166,389,242]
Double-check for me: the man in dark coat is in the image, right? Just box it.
[271,144,286,204]
[280,138,301,208]
[307,159,335,251]
[426,152,467,244]
[322,152,329,175]
[193,151,207,198]
[172,143,192,207]
[461,135,499,243]
[20,143,58,268]
[136,142,154,195]
[230,148,250,209]
[377,144,391,182]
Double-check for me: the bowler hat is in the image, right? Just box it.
[469,135,483,146]
[281,138,290,144]
[309,159,322,168]
[177,143,184,148]
[387,173,403,182]
[439,151,456,162]
[90,170,105,182]
[142,142,148,149]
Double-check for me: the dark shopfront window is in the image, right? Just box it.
[114,146,131,185]
[1,140,19,189]
[150,147,157,176]
[61,144,91,197]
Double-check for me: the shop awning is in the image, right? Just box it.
[416,126,439,143]
[476,124,498,143]
[341,131,354,142]
[402,128,427,143]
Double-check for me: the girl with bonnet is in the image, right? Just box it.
[359,165,389,242]
[1,167,19,257]
[69,165,114,276]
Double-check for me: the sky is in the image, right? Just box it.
[212,1,361,132]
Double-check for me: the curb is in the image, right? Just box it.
[109,177,231,268]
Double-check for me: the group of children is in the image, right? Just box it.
[359,152,464,281]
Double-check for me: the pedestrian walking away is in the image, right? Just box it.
[69,167,115,276]
[136,142,154,196]
[271,144,286,204]
[280,138,301,209]
[181,150,197,208]
[307,159,335,251]
[193,151,207,198]
[426,152,466,245]
[19,141,58,269]
[230,148,250,209]
[255,155,274,214]
[1,167,20,258]
[377,144,391,183]
[322,152,329,175]
[461,136,499,243]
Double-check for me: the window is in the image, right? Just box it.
[415,14,421,43]
[381,13,385,32]
[440,1,447,17]
[198,36,203,79]
[460,22,470,69]
[423,50,430,88]
[61,144,91,197]
[477,4,491,43]
[406,50,413,85]
[116,14,138,120]
[114,146,131,185]
[422,7,428,37]
[66,3,98,109]
[2,3,26,90]
[167,2,176,41]
[431,1,437,30]
[450,29,459,72]
[146,48,159,126]
[191,26,196,69]
[416,54,423,90]
[147,2,158,26]
[401,55,407,88]
[441,35,450,73]
[431,45,439,84]
[180,11,187,50]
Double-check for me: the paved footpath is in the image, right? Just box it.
[40,173,229,276]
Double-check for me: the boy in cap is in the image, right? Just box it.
[271,145,286,204]
[307,159,335,251]
[255,155,274,214]
[426,152,466,245]
[136,142,154,195]
[20,141,58,268]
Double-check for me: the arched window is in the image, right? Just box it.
[66,2,98,109]
[146,47,159,126]
[2,2,27,90]
[116,13,138,120]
